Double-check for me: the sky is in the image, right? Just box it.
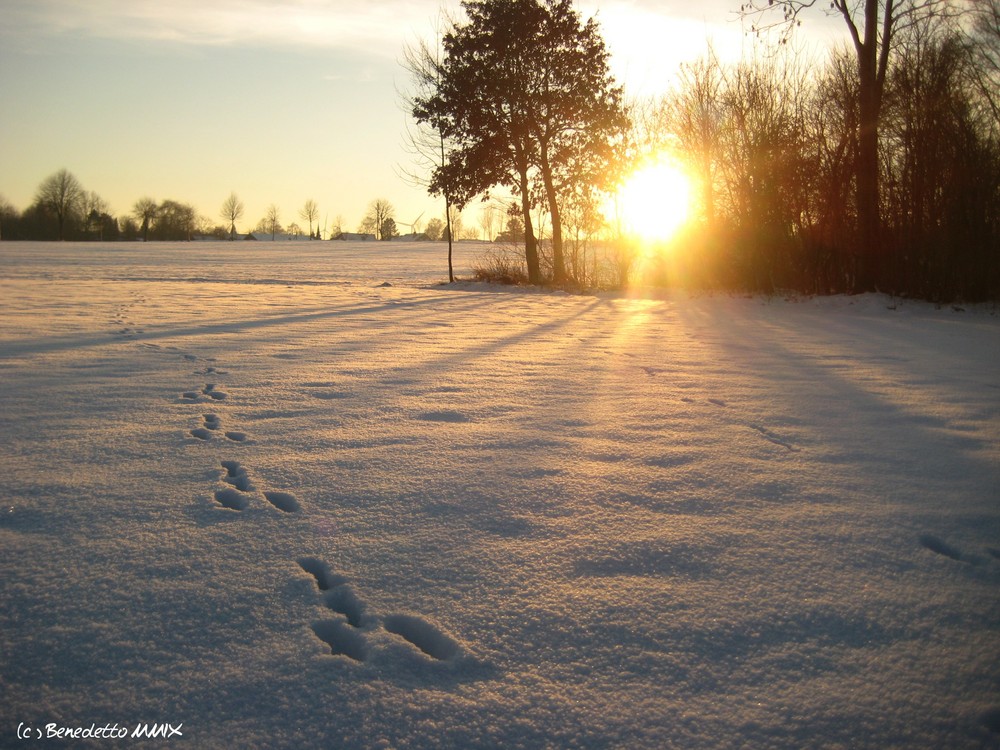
[0,0,844,235]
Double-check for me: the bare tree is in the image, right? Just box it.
[968,0,1000,122]
[401,16,459,280]
[360,199,395,240]
[220,192,244,240]
[263,204,281,240]
[35,168,83,240]
[299,199,319,239]
[740,0,956,286]
[666,51,724,225]
[479,202,499,241]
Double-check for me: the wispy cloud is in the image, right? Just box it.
[5,0,435,53]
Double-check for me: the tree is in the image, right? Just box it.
[0,195,17,241]
[739,0,955,287]
[35,169,83,240]
[969,0,1000,122]
[265,204,281,240]
[380,217,398,241]
[152,200,196,240]
[414,0,628,285]
[424,217,445,240]
[220,192,244,239]
[299,199,319,239]
[132,197,158,242]
[360,199,395,240]
[402,20,460,280]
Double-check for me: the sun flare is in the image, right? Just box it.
[614,158,694,243]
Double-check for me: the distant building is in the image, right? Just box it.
[330,232,377,241]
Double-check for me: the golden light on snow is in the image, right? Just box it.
[614,157,694,244]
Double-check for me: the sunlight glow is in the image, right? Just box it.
[614,158,694,243]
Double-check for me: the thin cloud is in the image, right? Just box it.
[4,0,429,54]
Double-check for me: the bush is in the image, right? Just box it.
[472,246,529,285]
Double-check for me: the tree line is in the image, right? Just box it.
[410,0,1000,301]
[0,174,429,244]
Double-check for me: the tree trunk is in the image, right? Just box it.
[539,146,566,284]
[517,165,541,284]
[445,196,454,283]
[848,0,888,290]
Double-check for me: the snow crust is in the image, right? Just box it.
[1,241,998,749]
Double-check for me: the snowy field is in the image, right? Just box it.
[1,240,998,749]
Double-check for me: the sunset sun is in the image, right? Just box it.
[615,158,694,243]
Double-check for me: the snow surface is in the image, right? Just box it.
[1,240,998,749]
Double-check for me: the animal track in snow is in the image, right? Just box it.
[298,558,348,591]
[311,620,368,661]
[383,614,460,660]
[202,383,228,400]
[324,585,367,627]
[221,460,253,491]
[919,534,981,565]
[263,490,300,513]
[748,424,801,453]
[189,413,246,442]
[417,409,472,423]
[180,384,228,402]
[214,487,250,511]
[298,559,461,663]
[211,462,300,512]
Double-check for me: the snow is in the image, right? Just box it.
[0,240,998,749]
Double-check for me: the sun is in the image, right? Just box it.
[614,157,694,243]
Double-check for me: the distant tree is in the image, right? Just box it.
[132,197,158,242]
[445,205,464,242]
[479,203,499,241]
[119,216,139,241]
[424,217,445,241]
[380,217,398,241]
[286,221,303,237]
[496,210,525,243]
[299,199,319,239]
[220,192,244,239]
[360,199,395,240]
[264,204,281,240]
[0,195,17,241]
[35,168,83,240]
[152,200,196,240]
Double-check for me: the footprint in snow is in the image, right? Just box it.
[180,383,228,402]
[189,413,247,442]
[299,558,460,662]
[417,410,471,423]
[748,424,800,453]
[211,461,300,513]
[298,558,349,591]
[918,534,980,565]
[202,383,228,400]
[311,620,368,662]
[383,614,460,661]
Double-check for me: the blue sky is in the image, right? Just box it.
[0,0,841,235]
